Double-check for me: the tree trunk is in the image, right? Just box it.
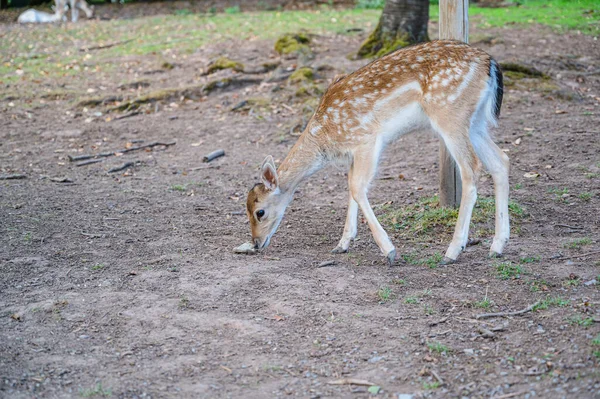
[357,0,429,58]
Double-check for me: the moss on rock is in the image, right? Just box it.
[289,67,314,84]
[274,33,311,55]
[205,57,244,75]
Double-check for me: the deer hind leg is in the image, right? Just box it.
[470,123,510,258]
[348,146,396,265]
[69,0,79,21]
[437,130,482,263]
[332,165,359,254]
[76,0,94,18]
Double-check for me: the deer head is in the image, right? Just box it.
[246,155,291,250]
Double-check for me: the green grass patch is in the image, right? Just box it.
[520,255,540,263]
[474,296,493,309]
[91,263,105,271]
[382,195,524,241]
[495,261,524,280]
[377,286,394,303]
[80,383,111,397]
[566,237,592,250]
[427,341,450,355]
[578,192,592,201]
[568,315,593,328]
[592,334,600,346]
[470,0,600,35]
[533,296,570,311]
[404,296,419,304]
[423,381,441,390]
[170,184,187,192]
[401,251,443,269]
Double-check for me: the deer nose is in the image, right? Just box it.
[253,238,260,249]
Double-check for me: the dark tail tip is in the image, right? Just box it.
[491,59,504,119]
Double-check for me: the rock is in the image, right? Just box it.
[234,242,257,254]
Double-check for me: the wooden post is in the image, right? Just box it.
[438,0,468,207]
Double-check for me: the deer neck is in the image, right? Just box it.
[277,133,323,194]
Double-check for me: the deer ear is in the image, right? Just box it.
[261,156,278,191]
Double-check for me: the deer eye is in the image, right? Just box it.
[256,209,265,220]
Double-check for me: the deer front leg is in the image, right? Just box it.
[349,150,396,265]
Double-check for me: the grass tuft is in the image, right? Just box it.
[495,261,523,280]
[532,296,570,311]
[427,341,450,355]
[382,195,524,241]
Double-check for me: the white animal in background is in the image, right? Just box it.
[17,8,65,24]
[55,0,95,22]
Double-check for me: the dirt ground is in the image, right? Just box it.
[1,4,600,399]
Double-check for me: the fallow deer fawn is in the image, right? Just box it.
[246,40,508,265]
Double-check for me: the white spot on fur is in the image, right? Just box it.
[448,62,477,103]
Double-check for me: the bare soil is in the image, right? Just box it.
[1,8,600,399]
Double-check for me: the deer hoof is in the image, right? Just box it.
[439,256,456,266]
[386,249,396,266]
[331,246,348,254]
[489,251,503,259]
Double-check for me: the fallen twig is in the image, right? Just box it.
[561,250,600,260]
[80,39,134,52]
[50,177,74,183]
[317,260,336,268]
[81,232,103,238]
[76,159,104,167]
[430,370,444,386]
[428,317,449,327]
[475,302,539,319]
[188,165,221,171]
[327,378,375,386]
[114,111,141,120]
[108,161,136,173]
[554,224,584,230]
[203,149,225,163]
[68,141,175,162]
[0,174,27,180]
[492,391,527,399]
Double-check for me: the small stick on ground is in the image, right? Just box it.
[430,370,444,386]
[327,378,375,386]
[561,250,600,260]
[317,260,336,268]
[188,165,221,171]
[203,149,225,163]
[428,317,449,327]
[492,392,527,399]
[554,224,584,230]
[108,161,136,173]
[76,159,104,167]
[80,38,134,52]
[69,141,175,162]
[114,111,141,121]
[475,302,539,319]
[0,174,27,180]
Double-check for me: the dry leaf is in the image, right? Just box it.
[513,138,522,145]
[524,172,540,178]
[555,110,567,114]
[523,127,535,131]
